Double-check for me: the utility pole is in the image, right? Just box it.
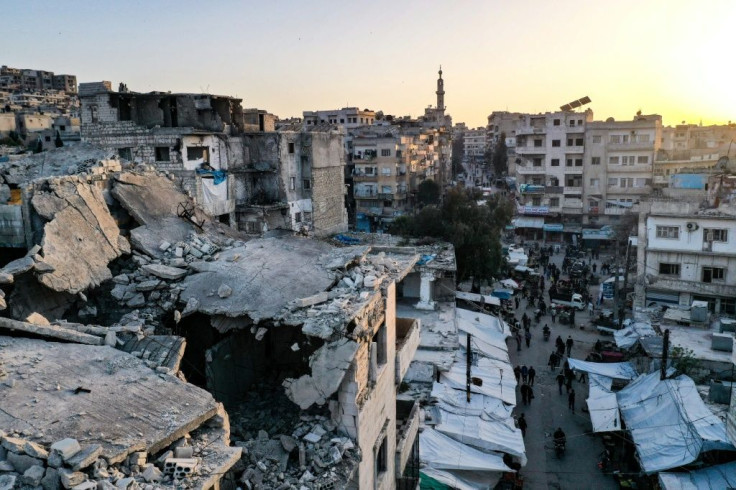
[661,329,670,380]
[466,333,472,402]
[619,234,632,329]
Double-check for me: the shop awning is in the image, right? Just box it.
[543,223,564,232]
[511,217,544,229]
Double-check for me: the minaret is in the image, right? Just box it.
[436,65,445,111]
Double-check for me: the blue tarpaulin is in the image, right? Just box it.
[334,234,361,245]
[196,168,227,185]
[417,254,435,265]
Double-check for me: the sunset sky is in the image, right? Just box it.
[4,0,734,127]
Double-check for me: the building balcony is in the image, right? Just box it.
[607,186,652,195]
[545,186,564,194]
[565,146,585,153]
[395,399,420,479]
[563,167,584,174]
[354,191,380,199]
[516,165,546,175]
[395,318,420,385]
[519,184,545,194]
[604,204,640,215]
[646,277,736,299]
[516,126,546,136]
[607,164,652,173]
[515,146,546,155]
[563,186,583,194]
[587,185,603,196]
[352,173,378,182]
[607,142,654,151]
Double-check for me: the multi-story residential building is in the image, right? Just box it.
[463,127,487,163]
[655,123,736,185]
[636,199,736,314]
[513,110,593,239]
[728,349,736,447]
[0,66,77,93]
[583,114,662,226]
[487,111,524,175]
[79,81,347,237]
[303,107,377,129]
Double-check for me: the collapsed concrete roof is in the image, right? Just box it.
[0,143,115,185]
[0,336,218,464]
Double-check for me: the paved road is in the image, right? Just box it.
[509,246,619,490]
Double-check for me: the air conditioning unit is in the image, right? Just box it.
[686,222,699,232]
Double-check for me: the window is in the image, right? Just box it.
[380,149,391,157]
[721,297,736,315]
[576,138,584,146]
[44,136,51,142]
[381,185,392,193]
[288,142,295,154]
[702,267,725,283]
[118,148,132,160]
[187,147,208,162]
[659,263,681,276]
[532,197,542,206]
[592,135,601,144]
[340,118,344,123]
[551,158,560,166]
[575,158,583,167]
[566,159,573,167]
[634,178,648,188]
[533,158,542,167]
[552,139,561,147]
[609,156,620,165]
[591,157,600,165]
[553,119,560,126]
[381,167,391,176]
[567,138,574,146]
[534,139,543,147]
[656,225,680,239]
[610,135,621,144]
[155,147,170,161]
[637,155,649,164]
[638,134,650,142]
[608,178,618,187]
[704,228,728,242]
[376,436,388,474]
[590,178,600,186]
[620,156,636,165]
[290,177,295,190]
[294,212,302,223]
[550,197,560,207]
[59,125,66,131]
[569,120,576,127]
[303,179,311,190]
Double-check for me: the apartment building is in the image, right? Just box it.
[636,199,736,313]
[463,127,487,163]
[303,107,377,129]
[655,123,736,184]
[0,66,77,93]
[583,114,662,226]
[513,110,593,238]
[487,111,524,175]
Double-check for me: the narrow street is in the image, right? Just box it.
[508,245,619,490]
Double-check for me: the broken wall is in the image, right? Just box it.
[309,131,348,237]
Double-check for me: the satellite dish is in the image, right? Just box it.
[716,156,729,169]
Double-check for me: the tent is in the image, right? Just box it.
[430,382,514,423]
[491,289,514,300]
[586,374,621,432]
[455,291,501,307]
[500,278,520,289]
[440,357,517,405]
[567,358,638,380]
[456,308,512,363]
[617,371,736,474]
[614,321,657,350]
[658,461,736,489]
[420,428,510,490]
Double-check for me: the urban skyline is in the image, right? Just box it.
[4,0,735,127]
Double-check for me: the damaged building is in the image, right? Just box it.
[78,82,347,237]
[0,149,424,488]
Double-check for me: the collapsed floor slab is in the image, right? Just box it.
[0,336,218,464]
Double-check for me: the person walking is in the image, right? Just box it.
[515,296,520,309]
[514,365,521,383]
[515,332,522,351]
[556,372,565,394]
[528,366,536,386]
[518,414,527,438]
[550,307,556,324]
[588,301,594,316]
[566,335,574,357]
[525,329,532,348]
[524,384,535,405]
[578,370,587,383]
[548,352,557,371]
[521,365,529,384]
[568,389,576,413]
[570,308,576,326]
[520,383,531,405]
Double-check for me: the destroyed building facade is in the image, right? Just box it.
[78,82,347,237]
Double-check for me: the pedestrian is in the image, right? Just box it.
[570,308,576,326]
[566,375,573,394]
[518,413,527,437]
[550,307,556,324]
[556,372,565,394]
[515,296,520,309]
[515,333,522,351]
[592,263,597,274]
[520,383,530,405]
[578,370,587,383]
[548,352,557,371]
[566,336,574,356]
[527,384,535,405]
[568,389,576,413]
[588,301,594,316]
[514,365,521,383]
[525,329,532,348]
[521,365,528,384]
[528,366,536,386]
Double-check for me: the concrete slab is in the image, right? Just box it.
[0,317,103,345]
[179,236,335,322]
[0,336,218,464]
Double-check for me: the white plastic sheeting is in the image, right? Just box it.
[430,382,514,424]
[441,357,517,405]
[455,290,501,307]
[586,374,620,432]
[200,176,230,216]
[617,371,736,474]
[456,307,512,337]
[500,278,520,289]
[614,321,657,350]
[435,407,527,465]
[567,358,638,380]
[456,308,512,364]
[658,461,736,489]
[419,428,510,490]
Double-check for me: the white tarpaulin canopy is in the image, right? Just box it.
[441,357,517,405]
[567,358,639,380]
[455,290,501,307]
[586,374,621,432]
[430,382,514,423]
[614,321,657,350]
[456,308,512,364]
[420,428,510,490]
[617,371,736,474]
[500,278,520,289]
[659,461,736,489]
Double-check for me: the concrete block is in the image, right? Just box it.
[22,465,46,486]
[295,292,329,308]
[50,438,81,461]
[1,435,27,453]
[65,444,102,470]
[40,467,61,490]
[0,475,16,490]
[712,332,733,352]
[7,451,43,473]
[58,468,85,489]
[23,440,49,459]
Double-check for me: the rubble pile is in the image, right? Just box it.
[0,418,235,490]
[229,389,360,489]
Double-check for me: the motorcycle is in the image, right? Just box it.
[598,449,611,472]
[554,440,566,458]
[543,327,550,341]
